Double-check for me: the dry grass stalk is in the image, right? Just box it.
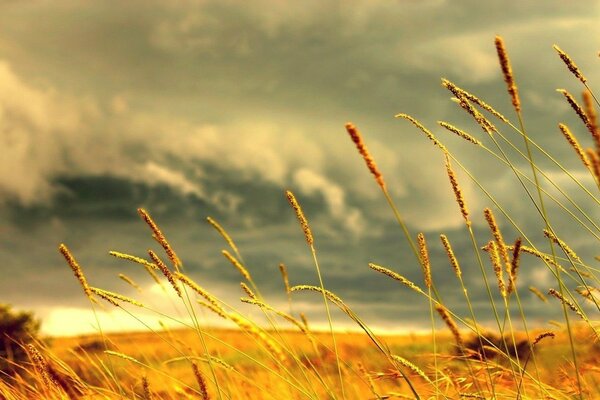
[240,282,257,300]
[533,332,555,346]
[553,45,587,84]
[483,208,510,271]
[285,190,314,246]
[438,121,481,145]
[508,237,522,294]
[91,287,144,307]
[175,273,223,312]
[395,113,447,152]
[279,263,291,295]
[345,122,386,189]
[435,304,463,346]
[391,355,432,384]
[558,123,591,169]
[417,233,432,288]
[440,234,462,278]
[548,288,584,319]
[368,263,424,294]
[487,241,506,298]
[118,273,142,292]
[206,216,239,256]
[445,154,471,226]
[543,228,582,264]
[222,250,251,281]
[142,375,153,400]
[109,251,158,270]
[191,362,210,400]
[59,244,92,299]
[149,250,182,298]
[557,89,596,137]
[138,208,182,268]
[495,36,521,113]
[443,79,497,133]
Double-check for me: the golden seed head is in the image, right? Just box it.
[487,241,506,298]
[586,148,600,182]
[391,355,432,384]
[118,273,142,292]
[529,286,547,302]
[279,263,291,294]
[435,304,463,346]
[240,282,257,300]
[395,113,447,152]
[445,155,470,226]
[91,287,144,307]
[222,250,251,281]
[557,89,596,137]
[548,288,584,319]
[59,244,92,299]
[148,250,182,298]
[417,233,432,288]
[368,263,423,294]
[438,121,481,145]
[109,251,158,270]
[176,272,223,313]
[142,376,153,400]
[553,44,587,84]
[483,208,510,269]
[543,228,582,263]
[27,344,57,390]
[206,216,239,257]
[285,190,314,246]
[558,123,591,168]
[443,79,498,133]
[104,350,142,364]
[533,332,555,346]
[191,362,210,400]
[345,122,386,189]
[290,285,345,306]
[440,234,461,278]
[138,208,181,269]
[495,36,521,112]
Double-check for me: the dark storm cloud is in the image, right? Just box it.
[0,0,598,334]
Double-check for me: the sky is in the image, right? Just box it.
[0,0,599,336]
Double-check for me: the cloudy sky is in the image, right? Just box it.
[0,0,599,336]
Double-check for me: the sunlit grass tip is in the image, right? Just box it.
[345,122,386,189]
[285,190,314,246]
[495,35,521,113]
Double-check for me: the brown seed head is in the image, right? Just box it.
[553,44,587,84]
[148,250,182,298]
[445,155,470,226]
[548,288,584,319]
[59,244,92,299]
[435,304,463,346]
[483,208,510,270]
[543,228,582,264]
[417,233,432,288]
[138,208,181,269]
[443,80,498,133]
[345,122,386,189]
[557,89,596,138]
[240,282,257,300]
[558,123,591,169]
[191,362,210,400]
[285,190,314,246]
[495,36,521,112]
[533,332,555,346]
[508,237,522,294]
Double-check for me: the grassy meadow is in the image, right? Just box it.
[2,36,600,399]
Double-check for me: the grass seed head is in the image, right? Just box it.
[438,121,481,145]
[445,155,470,226]
[222,250,251,281]
[495,36,521,112]
[417,233,432,288]
[558,123,591,169]
[395,113,447,152]
[285,190,314,246]
[553,44,587,84]
[59,244,92,299]
[345,122,386,189]
[138,208,181,269]
[435,304,463,346]
[440,234,462,278]
[149,250,182,298]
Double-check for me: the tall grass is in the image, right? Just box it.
[2,36,600,399]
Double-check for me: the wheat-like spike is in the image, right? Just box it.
[417,233,432,288]
[533,332,555,346]
[548,288,584,319]
[583,90,600,151]
[229,312,287,364]
[240,282,257,300]
[118,273,142,292]
[435,304,463,346]
[222,250,251,281]
[59,244,92,299]
[368,263,424,294]
[148,250,182,298]
[142,376,153,400]
[191,362,210,400]
[27,344,57,390]
[543,229,583,264]
[495,36,521,113]
[558,123,591,169]
[138,208,181,268]
[197,300,228,320]
[443,79,497,133]
[438,121,481,145]
[345,122,386,189]
[285,190,314,246]
[241,298,308,334]
[279,263,291,295]
[575,286,599,303]
[91,287,144,307]
[586,148,600,182]
[109,251,158,270]
[439,78,509,122]
[104,350,143,365]
[175,272,223,312]
[483,208,510,272]
[395,113,447,152]
[508,237,522,295]
[440,234,462,278]
[290,285,344,305]
[553,44,587,84]
[510,245,565,273]
[557,89,596,138]
[391,355,432,384]
[445,154,471,226]
[206,216,239,256]
[144,264,162,287]
[487,241,506,298]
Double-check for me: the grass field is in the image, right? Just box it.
[2,36,600,399]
